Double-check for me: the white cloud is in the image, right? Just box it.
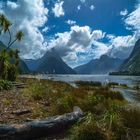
[77,5,81,10]
[80,0,85,3]
[125,3,140,30]
[52,1,65,17]
[107,34,138,59]
[45,25,106,66]
[90,5,95,10]
[120,9,128,16]
[42,27,49,33]
[92,30,105,40]
[0,0,49,59]
[107,2,140,59]
[66,20,76,25]
[7,1,19,9]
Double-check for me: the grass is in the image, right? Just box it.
[0,78,139,139]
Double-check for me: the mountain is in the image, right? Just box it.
[18,60,30,74]
[118,39,140,75]
[24,59,40,71]
[74,55,123,74]
[0,41,29,74]
[36,49,76,74]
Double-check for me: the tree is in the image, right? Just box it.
[7,31,24,49]
[0,14,24,81]
[0,49,10,79]
[0,14,24,49]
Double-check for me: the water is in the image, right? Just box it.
[41,75,140,87]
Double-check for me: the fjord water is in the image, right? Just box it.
[34,75,140,104]
[42,75,140,86]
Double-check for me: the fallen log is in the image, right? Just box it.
[11,109,32,116]
[0,107,84,140]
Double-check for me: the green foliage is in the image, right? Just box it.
[76,81,102,87]
[0,49,20,81]
[52,95,75,115]
[7,64,18,81]
[0,14,24,81]
[0,80,13,90]
[103,105,121,130]
[70,113,107,140]
[120,108,140,129]
[19,79,139,140]
[94,88,124,101]
[107,82,119,87]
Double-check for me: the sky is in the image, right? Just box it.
[0,0,140,67]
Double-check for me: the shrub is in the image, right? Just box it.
[51,95,75,115]
[7,64,18,81]
[0,80,13,90]
[76,81,102,87]
[120,108,140,129]
[107,82,119,87]
[94,90,124,101]
[70,113,107,140]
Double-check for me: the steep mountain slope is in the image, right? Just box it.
[119,39,140,74]
[75,55,123,74]
[18,60,30,74]
[36,49,76,74]
[24,59,40,72]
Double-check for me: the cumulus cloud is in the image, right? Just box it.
[0,0,49,59]
[7,1,19,9]
[42,27,49,33]
[52,1,65,17]
[80,0,85,3]
[120,9,128,16]
[90,5,95,11]
[66,20,76,25]
[45,25,106,65]
[107,34,138,59]
[106,2,140,59]
[92,30,105,40]
[77,5,81,10]
[125,3,140,30]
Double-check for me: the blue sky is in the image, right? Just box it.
[0,0,140,67]
[45,0,135,36]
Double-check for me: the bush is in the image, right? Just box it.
[7,64,18,81]
[70,113,107,140]
[120,108,140,129]
[107,82,119,87]
[76,81,102,87]
[94,89,124,101]
[51,94,75,115]
[0,80,13,90]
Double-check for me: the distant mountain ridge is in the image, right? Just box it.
[74,55,123,74]
[25,49,76,74]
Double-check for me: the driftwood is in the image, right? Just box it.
[0,107,84,140]
[12,82,28,89]
[12,109,32,116]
